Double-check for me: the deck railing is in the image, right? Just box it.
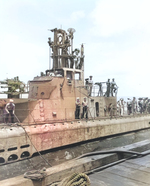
[77,85,118,97]
[0,106,149,124]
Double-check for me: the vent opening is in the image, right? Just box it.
[8,147,17,151]
[0,157,5,164]
[20,144,30,149]
[8,154,18,161]
[21,151,30,158]
[0,149,4,153]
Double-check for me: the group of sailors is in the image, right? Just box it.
[0,99,15,123]
[105,78,118,97]
[117,97,150,116]
[102,96,150,118]
[85,76,118,97]
[75,97,88,119]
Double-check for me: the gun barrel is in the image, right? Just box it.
[0,86,9,88]
[95,82,106,84]
[0,81,7,84]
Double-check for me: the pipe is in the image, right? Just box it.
[75,149,143,160]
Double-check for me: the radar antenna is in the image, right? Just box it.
[67,28,76,37]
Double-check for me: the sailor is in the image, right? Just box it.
[120,99,124,116]
[146,99,150,113]
[127,98,132,115]
[108,103,113,118]
[143,97,148,113]
[81,97,88,119]
[75,97,81,119]
[5,99,15,123]
[110,78,117,97]
[106,79,110,97]
[132,97,137,114]
[104,105,107,117]
[95,82,103,96]
[88,76,93,96]
[85,78,89,91]
[138,98,143,113]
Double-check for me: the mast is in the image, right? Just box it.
[47,28,85,83]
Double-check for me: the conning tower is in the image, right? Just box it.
[26,28,86,124]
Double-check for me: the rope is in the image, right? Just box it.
[14,114,52,167]
[60,78,65,99]
[24,167,47,180]
[76,87,91,99]
[50,172,91,186]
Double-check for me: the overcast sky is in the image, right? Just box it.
[0,0,150,98]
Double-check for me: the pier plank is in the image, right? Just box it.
[90,172,149,186]
[89,155,150,185]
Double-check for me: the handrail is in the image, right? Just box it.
[0,106,150,125]
[76,85,117,97]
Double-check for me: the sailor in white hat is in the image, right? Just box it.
[81,97,88,119]
[75,97,81,119]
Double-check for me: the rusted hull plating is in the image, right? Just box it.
[0,115,150,165]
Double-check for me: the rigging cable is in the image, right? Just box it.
[14,114,52,167]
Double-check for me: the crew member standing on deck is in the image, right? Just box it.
[5,99,15,123]
[127,98,132,115]
[81,97,88,119]
[75,97,81,119]
[110,78,117,97]
[120,99,124,116]
[106,79,110,97]
[132,97,137,114]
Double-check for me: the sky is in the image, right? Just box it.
[0,0,150,98]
